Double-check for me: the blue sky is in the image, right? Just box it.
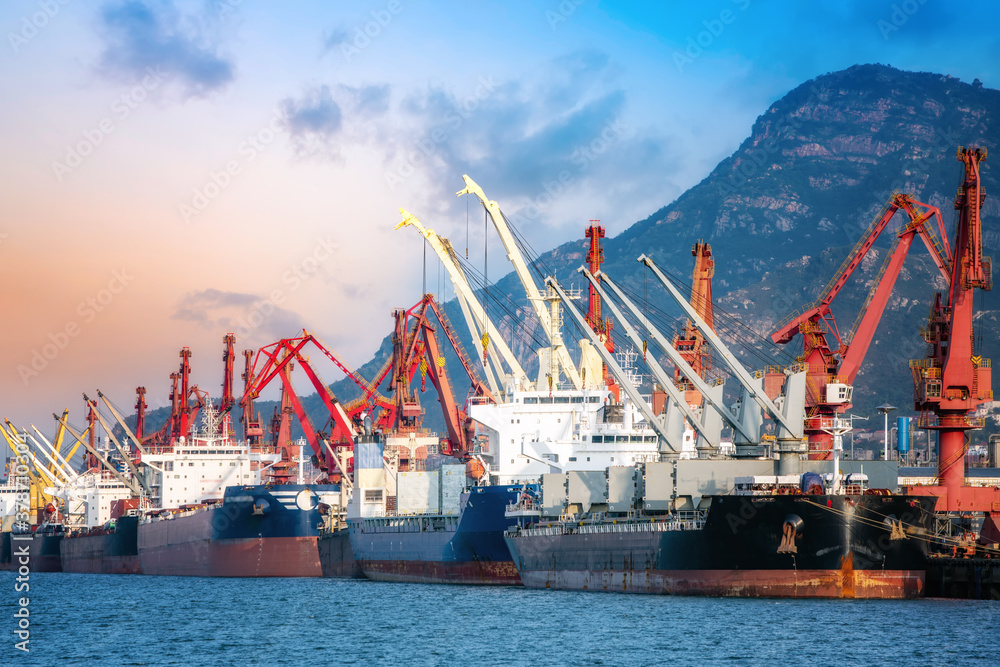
[1,0,998,431]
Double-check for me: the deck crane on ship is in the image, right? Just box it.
[548,255,807,469]
[458,175,595,391]
[396,209,532,395]
[771,192,952,459]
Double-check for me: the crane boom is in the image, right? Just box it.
[397,208,530,390]
[579,267,719,449]
[457,175,583,390]
[640,254,804,440]
[595,269,755,443]
[546,276,681,454]
[770,192,952,458]
[97,390,150,458]
[83,394,152,495]
[53,414,143,496]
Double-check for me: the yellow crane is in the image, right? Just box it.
[2,412,88,524]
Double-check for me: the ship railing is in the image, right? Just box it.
[515,511,707,537]
[506,499,540,513]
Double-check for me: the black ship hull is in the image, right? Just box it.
[60,516,141,574]
[317,528,364,578]
[506,494,936,598]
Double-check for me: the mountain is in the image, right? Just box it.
[475,64,1000,433]
[138,64,1000,445]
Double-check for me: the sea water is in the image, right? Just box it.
[3,573,998,666]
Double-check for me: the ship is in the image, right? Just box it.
[138,482,340,577]
[504,470,937,598]
[55,471,137,574]
[53,401,287,575]
[346,382,675,585]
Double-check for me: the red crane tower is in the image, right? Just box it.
[220,333,236,435]
[585,221,619,399]
[134,386,147,442]
[772,192,951,459]
[388,294,494,458]
[908,147,997,513]
[241,349,264,442]
[672,242,715,406]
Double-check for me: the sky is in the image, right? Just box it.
[2,0,999,435]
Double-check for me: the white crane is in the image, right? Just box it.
[397,208,532,394]
[457,175,584,391]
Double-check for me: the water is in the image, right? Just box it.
[3,573,998,666]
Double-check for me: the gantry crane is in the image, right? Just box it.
[908,147,997,512]
[771,192,952,459]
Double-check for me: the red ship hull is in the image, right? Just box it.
[137,490,325,578]
[359,558,521,585]
[520,567,924,598]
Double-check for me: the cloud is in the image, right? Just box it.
[172,289,306,345]
[346,84,391,116]
[280,85,344,158]
[375,50,681,232]
[96,0,235,97]
[322,28,350,52]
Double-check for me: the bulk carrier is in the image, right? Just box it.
[504,465,936,598]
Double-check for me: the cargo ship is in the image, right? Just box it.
[53,403,285,575]
[138,483,340,577]
[504,469,937,598]
[346,387,666,585]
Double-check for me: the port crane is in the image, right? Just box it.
[907,147,997,512]
[771,192,952,459]
[583,221,620,399]
[396,209,531,394]
[241,333,362,483]
[389,294,494,459]
[458,175,588,391]
[673,242,715,406]
[137,346,210,451]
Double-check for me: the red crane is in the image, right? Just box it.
[585,221,619,400]
[672,242,715,406]
[241,349,264,441]
[908,147,997,512]
[137,339,228,451]
[772,192,952,459]
[241,334,367,480]
[220,334,236,435]
[391,295,491,458]
[134,386,146,442]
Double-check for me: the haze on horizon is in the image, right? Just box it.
[1,0,998,435]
